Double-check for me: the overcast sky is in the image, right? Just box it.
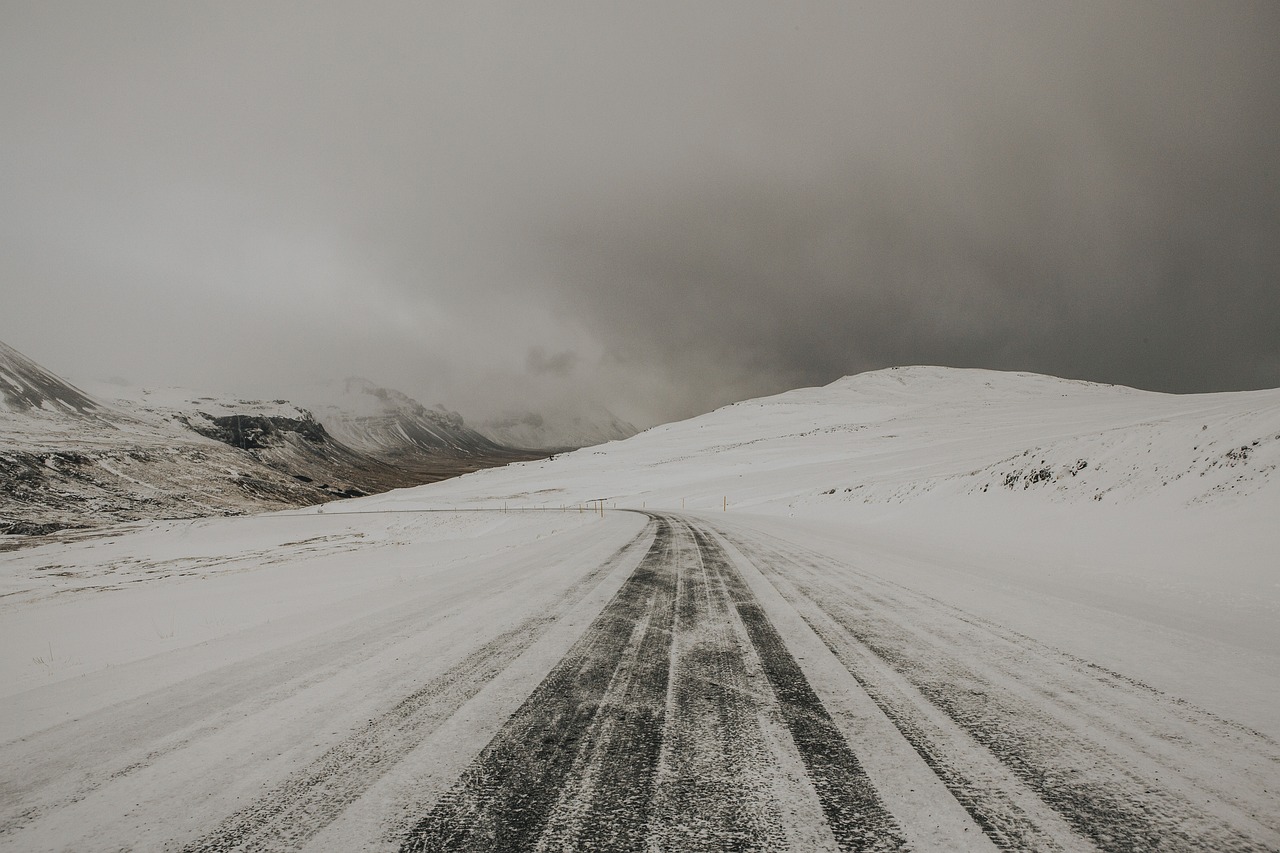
[3,2,1278,426]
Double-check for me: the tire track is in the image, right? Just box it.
[400,517,680,851]
[178,519,658,853]
[718,523,1280,852]
[642,518,786,851]
[686,522,908,853]
[716,526,1083,852]
[402,515,908,852]
[741,554,1092,853]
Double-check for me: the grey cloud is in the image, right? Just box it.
[1,2,1277,427]
[529,4,1280,418]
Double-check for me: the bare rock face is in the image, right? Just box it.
[183,413,330,450]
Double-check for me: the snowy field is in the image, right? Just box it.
[2,367,1278,851]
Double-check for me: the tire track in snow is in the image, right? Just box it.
[177,520,658,853]
[639,517,787,852]
[402,515,907,852]
[720,524,1280,852]
[717,526,1083,852]
[686,521,908,853]
[0,525,630,843]
[400,517,680,851]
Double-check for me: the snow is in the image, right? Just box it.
[2,365,1277,849]
[2,510,627,741]
[349,365,1280,728]
[7,365,1276,719]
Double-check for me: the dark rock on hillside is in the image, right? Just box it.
[184,413,329,450]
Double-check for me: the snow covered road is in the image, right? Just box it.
[716,519,1280,852]
[399,514,910,852]
[3,509,1277,851]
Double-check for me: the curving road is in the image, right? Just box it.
[2,512,1277,851]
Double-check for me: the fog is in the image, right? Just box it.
[3,2,1278,426]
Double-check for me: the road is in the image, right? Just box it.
[2,512,1277,851]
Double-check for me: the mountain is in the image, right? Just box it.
[96,385,439,499]
[304,378,514,460]
[1,364,327,535]
[0,343,541,537]
[475,400,638,450]
[0,339,102,417]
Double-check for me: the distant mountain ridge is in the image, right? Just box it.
[304,378,510,460]
[0,342,543,537]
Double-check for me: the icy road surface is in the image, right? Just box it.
[2,509,1277,852]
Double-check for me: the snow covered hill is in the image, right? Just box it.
[0,348,352,533]
[85,383,492,497]
[0,339,103,418]
[373,365,1280,514]
[360,365,1280,665]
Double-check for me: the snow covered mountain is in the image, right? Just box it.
[475,400,638,450]
[303,378,513,460]
[0,357,327,534]
[88,384,446,501]
[0,339,104,418]
[0,344,539,535]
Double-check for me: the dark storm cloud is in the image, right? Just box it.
[2,2,1277,426]
[530,2,1280,418]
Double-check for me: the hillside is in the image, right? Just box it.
[0,340,103,417]
[374,366,1280,514]
[359,366,1280,660]
[0,366,356,535]
[0,344,540,536]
